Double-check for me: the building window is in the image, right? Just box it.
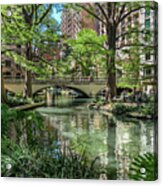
[5,60,11,67]
[4,72,11,77]
[16,64,21,70]
[144,34,150,42]
[134,14,139,25]
[145,7,150,17]
[16,73,21,79]
[128,16,131,22]
[145,19,150,29]
[122,35,125,42]
[145,68,152,76]
[145,52,151,60]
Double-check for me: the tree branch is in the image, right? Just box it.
[112,2,117,24]
[36,4,52,25]
[36,56,55,67]
[95,3,108,23]
[116,43,157,50]
[30,5,35,17]
[77,4,107,25]
[118,5,152,24]
[116,4,126,24]
[116,30,151,41]
[34,4,42,23]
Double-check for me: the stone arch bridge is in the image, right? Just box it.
[4,78,107,98]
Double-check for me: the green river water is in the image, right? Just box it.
[36,98,155,180]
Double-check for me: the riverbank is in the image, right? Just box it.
[11,102,45,111]
[88,102,156,119]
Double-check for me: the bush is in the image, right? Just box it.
[1,104,17,137]
[141,102,157,118]
[93,96,105,105]
[1,137,101,178]
[1,104,44,145]
[112,103,136,115]
[8,95,31,107]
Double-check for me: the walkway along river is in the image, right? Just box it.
[36,97,155,180]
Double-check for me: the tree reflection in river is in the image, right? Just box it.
[36,98,154,180]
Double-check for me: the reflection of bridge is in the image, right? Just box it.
[4,77,107,98]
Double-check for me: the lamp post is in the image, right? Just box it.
[89,66,95,82]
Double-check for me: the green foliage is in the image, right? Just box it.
[66,29,107,76]
[7,95,31,107]
[128,153,157,181]
[1,137,101,178]
[1,104,44,146]
[116,45,141,88]
[112,103,137,115]
[1,4,61,78]
[93,96,105,105]
[112,101,157,118]
[5,51,50,77]
[1,105,102,178]
[141,102,157,118]
[1,104,17,138]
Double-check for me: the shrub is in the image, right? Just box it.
[1,137,101,178]
[93,96,105,105]
[112,103,136,115]
[141,102,157,118]
[1,104,17,137]
[1,104,44,146]
[8,96,31,107]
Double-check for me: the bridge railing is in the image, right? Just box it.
[4,76,107,84]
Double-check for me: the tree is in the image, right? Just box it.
[1,72,8,104]
[66,29,107,79]
[68,1,157,100]
[1,4,60,98]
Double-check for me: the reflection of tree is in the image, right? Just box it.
[140,120,154,154]
[115,120,140,179]
[114,118,155,179]
[105,116,117,179]
[88,112,94,132]
[38,106,155,180]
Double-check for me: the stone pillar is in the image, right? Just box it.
[46,88,55,106]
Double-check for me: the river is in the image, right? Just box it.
[36,98,155,180]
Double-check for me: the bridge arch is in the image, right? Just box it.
[66,86,90,98]
[5,88,17,96]
[95,87,133,97]
[33,85,90,98]
[4,79,107,98]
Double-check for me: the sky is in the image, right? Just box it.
[52,4,63,24]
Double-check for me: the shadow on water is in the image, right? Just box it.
[36,97,155,180]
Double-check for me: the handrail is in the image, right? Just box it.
[4,76,154,84]
[4,76,107,84]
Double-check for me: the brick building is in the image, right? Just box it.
[61,5,97,38]
[95,2,157,94]
[1,44,24,79]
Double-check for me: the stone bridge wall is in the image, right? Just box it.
[4,79,106,97]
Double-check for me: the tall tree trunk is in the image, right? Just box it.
[24,70,32,98]
[1,72,8,103]
[24,43,32,98]
[105,25,117,101]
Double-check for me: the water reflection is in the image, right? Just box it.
[36,99,154,180]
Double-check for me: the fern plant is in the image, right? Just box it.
[128,153,158,181]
